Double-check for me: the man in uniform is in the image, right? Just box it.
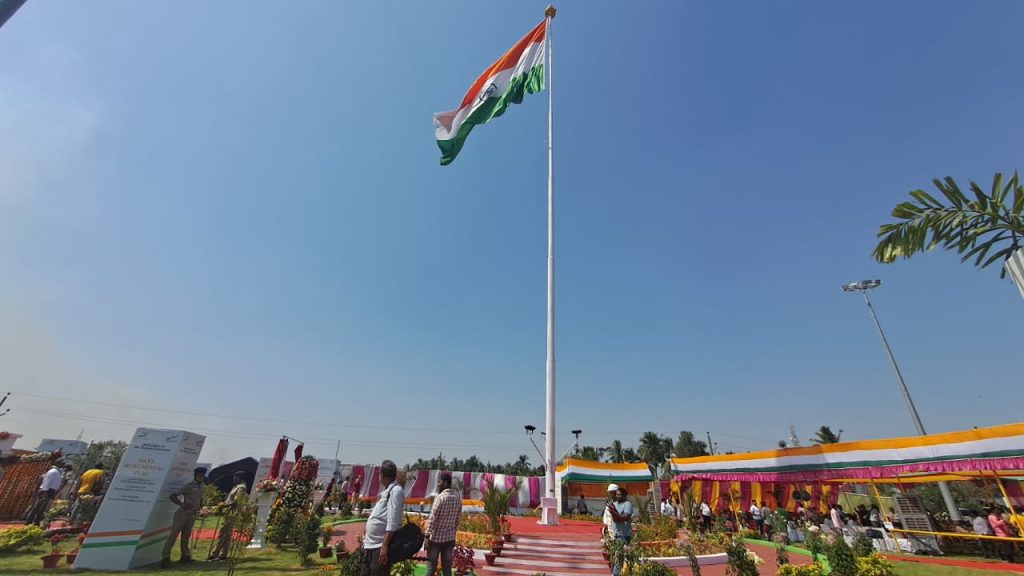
[208,472,249,561]
[161,467,206,567]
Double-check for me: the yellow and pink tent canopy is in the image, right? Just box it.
[670,423,1024,484]
[668,423,1024,513]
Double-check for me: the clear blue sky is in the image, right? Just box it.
[1,1,1022,467]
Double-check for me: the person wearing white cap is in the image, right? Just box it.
[601,484,619,540]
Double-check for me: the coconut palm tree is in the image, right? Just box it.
[576,446,602,462]
[638,432,673,478]
[811,426,843,445]
[874,172,1024,277]
[605,440,627,463]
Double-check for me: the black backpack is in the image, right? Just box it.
[381,486,424,563]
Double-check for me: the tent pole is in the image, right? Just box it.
[869,479,889,523]
[992,470,1019,520]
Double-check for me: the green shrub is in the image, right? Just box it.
[338,543,363,576]
[804,529,824,562]
[776,563,827,576]
[203,484,225,507]
[293,514,323,565]
[0,526,45,552]
[826,535,858,576]
[338,500,352,518]
[266,508,295,546]
[851,532,874,557]
[634,515,678,542]
[724,540,761,576]
[856,552,896,576]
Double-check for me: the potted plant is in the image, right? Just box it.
[453,545,475,576]
[66,533,86,564]
[490,537,504,555]
[319,524,334,558]
[484,551,498,566]
[42,534,65,568]
[335,538,349,560]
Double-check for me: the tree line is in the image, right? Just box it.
[406,426,845,480]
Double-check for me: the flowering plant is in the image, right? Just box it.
[255,477,283,493]
[290,456,319,482]
[452,545,475,572]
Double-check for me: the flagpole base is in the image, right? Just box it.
[538,497,559,525]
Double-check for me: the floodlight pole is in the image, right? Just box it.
[844,280,961,520]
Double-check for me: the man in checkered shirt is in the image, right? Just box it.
[424,471,462,576]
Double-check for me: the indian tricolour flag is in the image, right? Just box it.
[434,21,547,166]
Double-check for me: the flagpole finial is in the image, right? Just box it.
[545,5,556,19]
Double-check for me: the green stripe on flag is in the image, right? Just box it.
[438,63,545,166]
[675,449,1024,475]
[136,536,168,550]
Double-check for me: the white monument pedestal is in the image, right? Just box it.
[539,497,559,525]
[247,491,278,549]
[74,428,205,571]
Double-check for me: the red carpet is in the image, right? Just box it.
[505,516,603,538]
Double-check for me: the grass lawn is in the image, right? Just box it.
[892,561,1018,575]
[0,545,427,576]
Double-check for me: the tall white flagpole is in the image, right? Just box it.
[542,4,558,526]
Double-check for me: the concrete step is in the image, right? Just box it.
[477,565,606,573]
[477,565,610,573]
[499,549,603,561]
[492,556,609,570]
[501,543,604,555]
[511,537,604,549]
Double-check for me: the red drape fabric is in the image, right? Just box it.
[269,438,289,479]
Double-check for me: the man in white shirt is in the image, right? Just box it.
[660,498,674,518]
[830,504,844,532]
[750,502,762,533]
[363,461,405,576]
[972,510,995,558]
[700,500,713,532]
[25,463,65,526]
[601,484,618,540]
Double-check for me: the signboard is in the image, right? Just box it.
[313,458,341,503]
[37,439,88,456]
[74,428,205,570]
[253,456,293,482]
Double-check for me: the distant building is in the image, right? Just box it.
[36,439,88,456]
[0,431,23,456]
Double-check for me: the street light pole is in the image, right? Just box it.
[843,279,961,521]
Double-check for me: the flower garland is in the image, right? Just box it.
[255,477,284,493]
[266,456,320,543]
